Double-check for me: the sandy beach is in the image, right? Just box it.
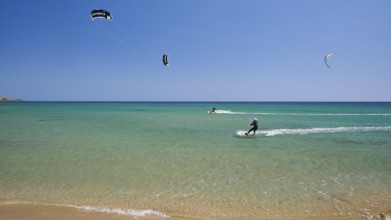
[0,202,200,220]
[0,202,129,220]
[1,200,391,220]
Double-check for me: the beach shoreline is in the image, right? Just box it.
[1,200,391,220]
[0,202,200,220]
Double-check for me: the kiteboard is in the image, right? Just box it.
[236,130,256,137]
[208,111,216,114]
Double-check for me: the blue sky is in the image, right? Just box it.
[1,0,390,101]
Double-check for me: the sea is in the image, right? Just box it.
[0,102,390,219]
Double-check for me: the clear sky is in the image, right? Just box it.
[1,0,390,101]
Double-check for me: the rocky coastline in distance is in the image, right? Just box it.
[0,95,22,101]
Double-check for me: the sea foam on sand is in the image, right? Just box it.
[69,205,170,218]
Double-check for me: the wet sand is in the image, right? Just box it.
[1,201,391,220]
[0,203,197,220]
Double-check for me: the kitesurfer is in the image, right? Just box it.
[245,118,258,136]
[210,107,216,113]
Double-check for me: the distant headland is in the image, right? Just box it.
[0,95,22,101]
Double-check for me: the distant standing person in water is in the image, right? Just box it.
[245,118,258,136]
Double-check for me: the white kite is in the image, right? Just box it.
[324,52,339,69]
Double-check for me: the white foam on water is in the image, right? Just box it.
[237,126,391,137]
[216,110,391,116]
[214,110,246,114]
[69,205,170,218]
[236,130,249,137]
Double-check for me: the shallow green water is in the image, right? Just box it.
[1,102,391,218]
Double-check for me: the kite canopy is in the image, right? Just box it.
[324,52,338,69]
[163,54,169,66]
[91,9,113,21]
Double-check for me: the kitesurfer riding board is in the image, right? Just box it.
[208,107,216,114]
[245,118,258,136]
[235,118,259,137]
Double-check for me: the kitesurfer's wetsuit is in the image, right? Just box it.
[246,120,258,135]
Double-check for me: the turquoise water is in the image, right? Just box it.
[1,102,391,218]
